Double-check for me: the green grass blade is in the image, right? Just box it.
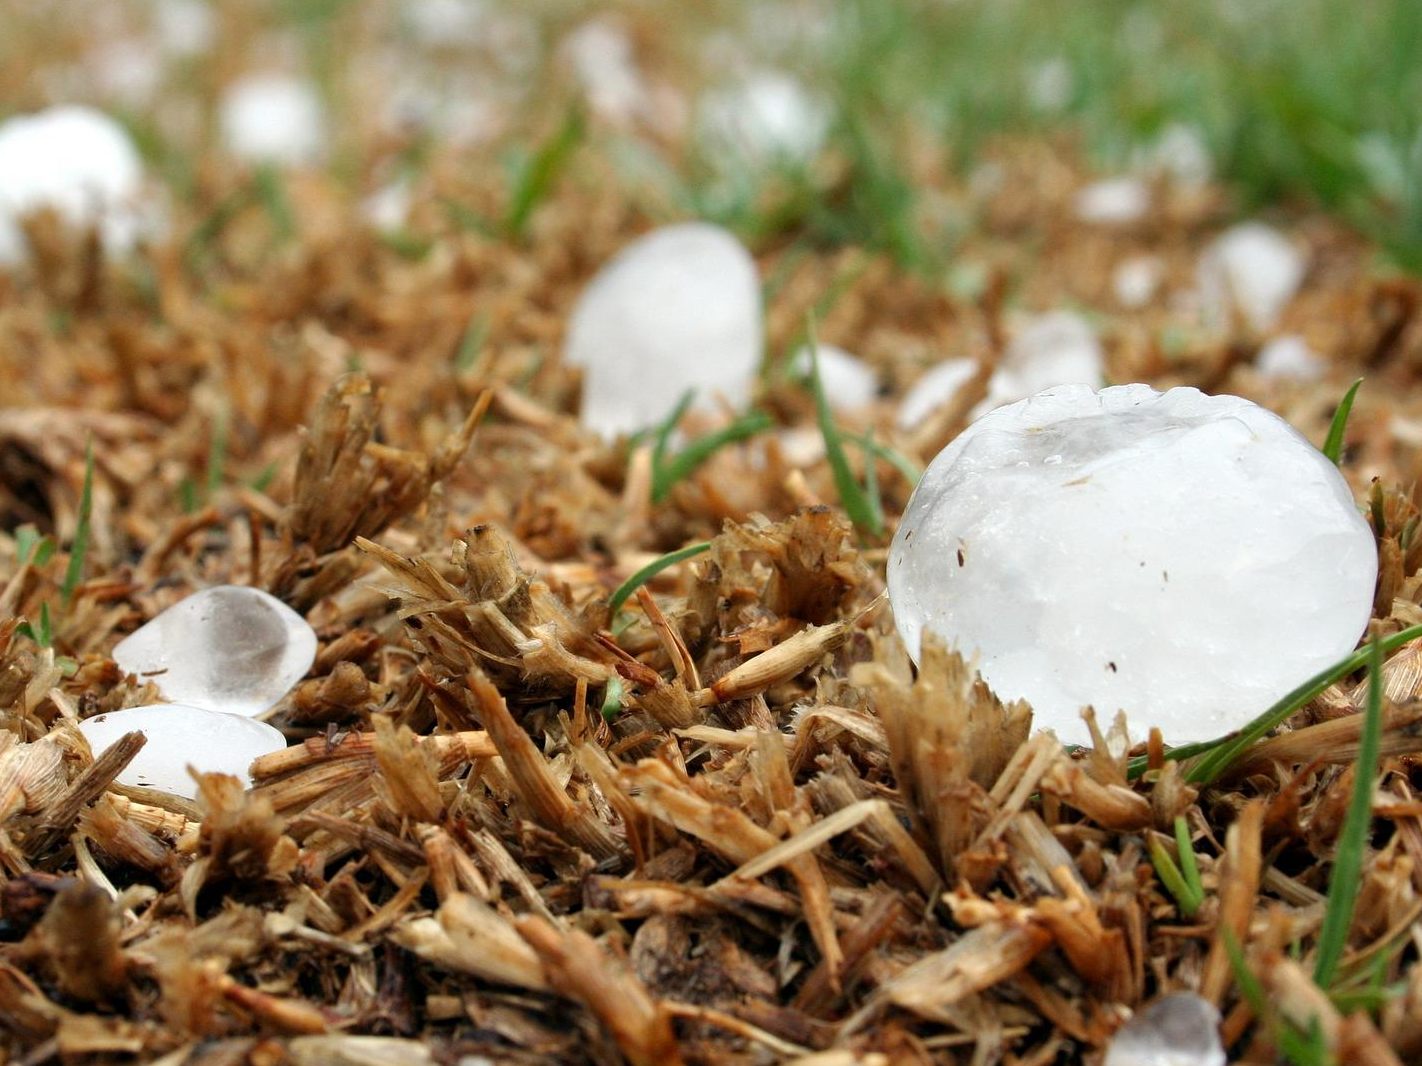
[848,432,923,485]
[649,389,696,478]
[1174,815,1205,913]
[255,165,296,240]
[608,541,712,616]
[808,323,884,535]
[454,312,490,372]
[1322,378,1363,465]
[600,676,625,721]
[61,442,94,607]
[1148,834,1200,917]
[1314,638,1384,988]
[1124,623,1422,783]
[651,411,773,503]
[504,109,584,239]
[206,404,229,497]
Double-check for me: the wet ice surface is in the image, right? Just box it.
[1198,222,1305,332]
[113,585,317,717]
[1103,993,1226,1066]
[888,384,1377,747]
[565,222,762,438]
[0,105,150,266]
[78,704,286,800]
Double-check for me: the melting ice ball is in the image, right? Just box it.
[1103,993,1225,1066]
[565,222,762,438]
[0,105,149,267]
[114,586,318,717]
[1197,222,1304,333]
[220,73,326,166]
[888,384,1377,747]
[79,704,285,799]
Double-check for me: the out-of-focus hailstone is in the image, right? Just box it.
[897,358,980,431]
[153,0,215,56]
[1197,222,1305,333]
[981,310,1104,412]
[114,586,318,718]
[1148,122,1212,187]
[79,705,285,800]
[887,384,1376,747]
[793,344,879,412]
[1113,255,1164,309]
[1074,177,1150,225]
[1026,56,1073,113]
[699,72,829,166]
[1256,334,1326,382]
[564,18,647,126]
[0,105,149,267]
[565,222,762,438]
[220,73,326,166]
[1103,993,1226,1066]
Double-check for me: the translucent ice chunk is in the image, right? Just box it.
[113,586,317,717]
[1198,222,1304,333]
[78,704,285,799]
[1103,993,1225,1066]
[565,222,762,438]
[0,106,150,267]
[220,73,326,167]
[888,384,1377,747]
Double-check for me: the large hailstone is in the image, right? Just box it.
[565,222,762,438]
[220,73,326,166]
[114,586,317,717]
[888,384,1376,747]
[0,106,150,267]
[79,704,285,799]
[1197,222,1305,333]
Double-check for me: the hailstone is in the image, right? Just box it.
[698,72,829,167]
[1103,994,1225,1066]
[1197,222,1304,333]
[793,344,879,413]
[888,384,1377,747]
[220,73,326,166]
[1074,177,1150,226]
[565,222,762,438]
[897,358,980,431]
[1255,334,1326,382]
[79,704,285,799]
[0,105,150,267]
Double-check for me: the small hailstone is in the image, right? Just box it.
[1074,177,1150,225]
[1256,334,1326,382]
[0,105,149,267]
[1197,222,1305,333]
[793,344,879,413]
[565,222,762,438]
[78,704,285,799]
[1147,122,1212,187]
[978,310,1104,413]
[1103,994,1225,1066]
[1113,255,1164,309]
[897,358,980,431]
[888,384,1376,747]
[564,19,647,126]
[1025,57,1073,113]
[153,0,215,56]
[698,72,829,167]
[220,73,326,167]
[114,586,318,718]
[362,179,412,233]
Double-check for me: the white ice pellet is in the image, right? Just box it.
[113,586,318,718]
[793,344,879,413]
[1147,122,1213,187]
[1113,255,1164,309]
[565,222,762,438]
[896,358,980,431]
[977,310,1104,415]
[0,105,150,266]
[698,72,829,167]
[78,704,286,799]
[888,384,1376,747]
[563,18,648,127]
[1103,994,1225,1066]
[1197,222,1305,333]
[1074,177,1150,225]
[1255,334,1326,382]
[220,73,326,167]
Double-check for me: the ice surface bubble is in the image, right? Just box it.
[78,704,285,799]
[1103,993,1225,1066]
[887,384,1377,747]
[565,222,762,438]
[793,344,879,413]
[1198,222,1304,333]
[220,73,326,166]
[113,586,317,717]
[0,105,150,267]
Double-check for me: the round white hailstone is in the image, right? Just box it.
[1147,122,1212,187]
[0,105,148,267]
[896,358,980,431]
[113,585,318,717]
[565,222,762,438]
[403,0,488,46]
[153,0,215,56]
[1112,255,1164,309]
[975,310,1104,415]
[1025,57,1073,114]
[887,384,1377,747]
[792,344,879,413]
[1103,994,1225,1066]
[93,40,163,107]
[220,73,326,167]
[362,178,412,233]
[1197,222,1305,333]
[1256,334,1326,382]
[698,72,829,167]
[78,704,285,799]
[1074,177,1150,226]
[564,19,647,126]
